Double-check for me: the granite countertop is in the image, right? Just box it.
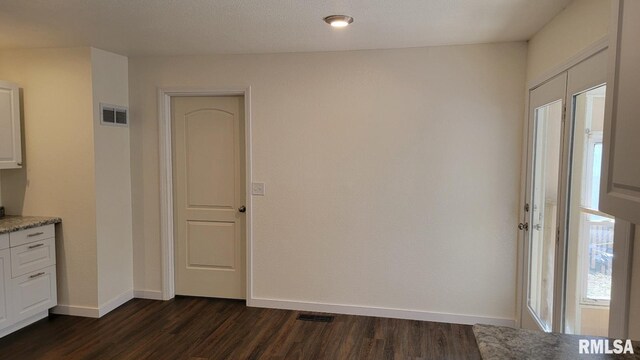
[0,215,62,234]
[473,324,640,359]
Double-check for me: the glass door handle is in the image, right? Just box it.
[533,224,542,231]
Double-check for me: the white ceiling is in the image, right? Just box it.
[0,0,571,56]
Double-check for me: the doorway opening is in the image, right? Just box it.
[518,50,630,336]
[564,85,612,336]
[157,87,253,302]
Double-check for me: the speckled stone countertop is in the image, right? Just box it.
[0,215,62,234]
[473,324,640,359]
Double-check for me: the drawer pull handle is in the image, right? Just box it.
[27,232,44,237]
[29,272,45,279]
[28,243,44,249]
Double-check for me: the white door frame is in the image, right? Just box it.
[157,86,253,302]
[517,38,634,337]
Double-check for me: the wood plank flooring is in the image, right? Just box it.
[0,297,482,360]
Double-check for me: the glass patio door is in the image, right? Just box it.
[521,73,568,332]
[520,50,612,334]
[563,50,612,337]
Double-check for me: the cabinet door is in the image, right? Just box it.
[0,81,22,169]
[0,249,13,331]
[601,0,640,224]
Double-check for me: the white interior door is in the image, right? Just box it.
[521,73,567,331]
[172,96,246,299]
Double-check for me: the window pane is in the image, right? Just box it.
[590,143,602,211]
[584,215,613,301]
[528,100,563,332]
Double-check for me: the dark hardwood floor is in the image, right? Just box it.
[0,297,482,359]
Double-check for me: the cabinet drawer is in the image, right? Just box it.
[11,266,57,322]
[0,234,8,251]
[10,238,56,278]
[9,225,54,247]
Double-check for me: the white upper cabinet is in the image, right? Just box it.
[600,0,640,224]
[0,81,22,170]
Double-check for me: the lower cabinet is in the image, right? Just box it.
[0,225,57,337]
[11,266,57,323]
[0,249,12,330]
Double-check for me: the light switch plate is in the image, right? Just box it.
[252,182,265,196]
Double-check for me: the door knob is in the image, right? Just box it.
[238,205,246,213]
[518,222,529,231]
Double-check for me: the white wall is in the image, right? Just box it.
[130,43,527,323]
[526,0,611,83]
[91,48,134,308]
[0,48,99,308]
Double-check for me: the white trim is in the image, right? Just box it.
[134,289,164,300]
[158,86,253,302]
[527,36,609,90]
[98,289,134,317]
[52,290,134,318]
[608,220,635,339]
[0,311,48,339]
[52,304,100,318]
[249,298,515,327]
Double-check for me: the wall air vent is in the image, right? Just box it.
[100,103,128,127]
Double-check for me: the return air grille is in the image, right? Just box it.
[296,314,334,323]
[100,103,128,127]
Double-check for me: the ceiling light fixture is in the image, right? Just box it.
[323,15,354,28]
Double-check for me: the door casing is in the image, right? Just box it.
[158,87,253,303]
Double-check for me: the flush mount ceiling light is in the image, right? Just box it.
[323,15,354,28]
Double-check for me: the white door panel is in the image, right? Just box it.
[173,96,246,299]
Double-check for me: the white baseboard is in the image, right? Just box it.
[52,289,134,318]
[98,289,134,317]
[133,289,164,300]
[52,304,100,318]
[249,298,515,327]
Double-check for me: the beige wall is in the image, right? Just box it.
[0,48,99,308]
[526,0,611,83]
[130,42,527,321]
[0,47,134,314]
[91,48,133,307]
